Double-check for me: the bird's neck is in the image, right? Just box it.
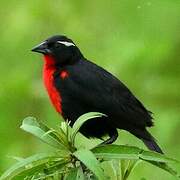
[43,55,56,68]
[57,48,84,67]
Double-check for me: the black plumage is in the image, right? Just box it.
[32,35,163,153]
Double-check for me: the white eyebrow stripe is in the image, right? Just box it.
[57,41,75,47]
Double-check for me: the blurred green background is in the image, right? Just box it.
[0,0,180,179]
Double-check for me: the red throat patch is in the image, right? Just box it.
[43,55,55,66]
[43,55,62,114]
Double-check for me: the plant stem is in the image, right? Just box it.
[122,160,141,180]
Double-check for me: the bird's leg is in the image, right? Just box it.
[99,129,118,146]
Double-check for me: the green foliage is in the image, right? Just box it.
[71,112,106,146]
[20,117,70,151]
[0,1,180,179]
[0,112,179,180]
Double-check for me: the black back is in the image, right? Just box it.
[54,58,153,139]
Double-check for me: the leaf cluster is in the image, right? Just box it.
[0,112,179,180]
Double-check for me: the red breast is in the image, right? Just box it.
[43,55,62,114]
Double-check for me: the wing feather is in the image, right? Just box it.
[69,59,153,129]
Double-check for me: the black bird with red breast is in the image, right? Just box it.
[32,35,163,153]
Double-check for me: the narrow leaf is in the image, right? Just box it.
[8,156,24,162]
[71,112,106,145]
[92,145,141,160]
[73,149,107,180]
[0,152,69,180]
[92,145,178,163]
[145,161,180,178]
[92,145,180,178]
[20,117,69,151]
[120,159,127,179]
[65,167,84,180]
[111,160,121,180]
[139,151,179,163]
[123,160,141,180]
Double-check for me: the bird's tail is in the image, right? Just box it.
[130,128,163,154]
[142,138,163,154]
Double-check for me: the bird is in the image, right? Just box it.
[31,35,163,153]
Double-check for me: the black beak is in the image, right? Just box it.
[31,41,50,54]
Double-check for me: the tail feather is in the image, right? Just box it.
[142,138,163,154]
[129,128,163,154]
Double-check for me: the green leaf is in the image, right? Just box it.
[92,145,178,163]
[92,145,180,178]
[139,150,179,163]
[145,161,180,179]
[65,167,85,180]
[112,160,121,180]
[60,121,72,144]
[120,160,127,179]
[73,149,107,180]
[71,112,106,145]
[20,117,69,151]
[9,156,24,162]
[122,160,141,180]
[92,145,141,160]
[0,152,70,180]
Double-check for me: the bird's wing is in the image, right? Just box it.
[70,59,153,129]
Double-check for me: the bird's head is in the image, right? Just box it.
[31,35,83,66]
